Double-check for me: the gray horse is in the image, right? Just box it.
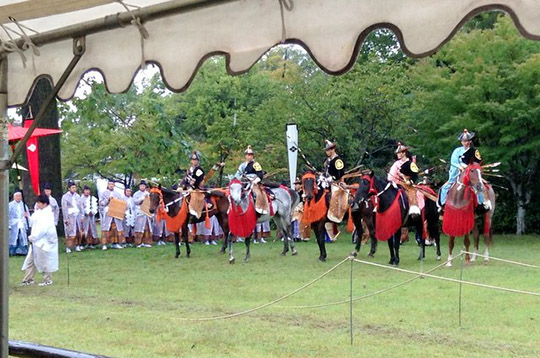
[225,181,300,263]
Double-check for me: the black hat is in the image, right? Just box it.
[395,142,408,154]
[294,177,301,185]
[83,185,90,191]
[461,147,482,165]
[67,181,76,188]
[190,151,200,161]
[13,187,22,194]
[244,145,254,155]
[138,180,147,187]
[400,160,419,180]
[42,182,52,190]
[458,129,475,141]
[107,178,116,183]
[324,140,336,151]
[36,194,50,205]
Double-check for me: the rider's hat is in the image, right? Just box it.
[458,129,475,141]
[294,177,301,185]
[190,151,200,161]
[244,145,254,155]
[324,140,336,151]
[395,141,408,154]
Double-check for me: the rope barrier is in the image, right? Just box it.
[180,256,349,321]
[353,259,540,297]
[282,253,463,309]
[462,251,540,269]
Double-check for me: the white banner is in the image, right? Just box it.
[286,123,298,189]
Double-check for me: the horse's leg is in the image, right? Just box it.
[464,234,471,264]
[483,225,492,262]
[315,222,326,262]
[279,217,290,256]
[244,234,251,263]
[387,235,396,265]
[471,221,480,262]
[228,233,235,264]
[285,216,297,256]
[184,226,191,258]
[446,236,455,267]
[218,215,227,254]
[417,220,425,261]
[394,231,401,266]
[174,232,180,259]
[351,212,362,257]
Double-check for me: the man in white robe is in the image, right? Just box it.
[133,180,152,248]
[123,188,136,247]
[34,182,59,226]
[80,185,99,248]
[21,194,59,286]
[9,190,30,256]
[99,179,125,250]
[61,181,83,253]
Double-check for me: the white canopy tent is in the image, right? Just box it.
[0,0,539,355]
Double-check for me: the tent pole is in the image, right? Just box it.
[0,55,9,358]
[8,38,85,166]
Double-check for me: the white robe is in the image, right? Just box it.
[22,206,59,273]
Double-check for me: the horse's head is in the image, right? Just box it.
[301,172,317,202]
[354,170,375,203]
[229,179,244,206]
[148,185,162,214]
[463,163,484,193]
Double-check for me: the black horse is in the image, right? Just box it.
[149,186,229,259]
[351,171,408,266]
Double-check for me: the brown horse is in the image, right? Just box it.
[148,185,229,259]
[443,163,490,266]
[470,184,496,262]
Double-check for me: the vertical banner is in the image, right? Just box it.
[286,123,298,188]
[24,120,40,195]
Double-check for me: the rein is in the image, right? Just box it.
[149,187,167,220]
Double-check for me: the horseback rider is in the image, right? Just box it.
[180,151,205,190]
[438,129,490,211]
[387,142,423,218]
[320,140,345,189]
[235,145,268,214]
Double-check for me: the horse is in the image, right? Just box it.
[301,172,355,262]
[227,178,300,263]
[148,185,229,259]
[350,175,441,262]
[350,171,408,266]
[443,163,491,266]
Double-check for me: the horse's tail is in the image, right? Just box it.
[424,197,440,239]
[289,189,300,211]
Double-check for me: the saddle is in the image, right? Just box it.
[187,190,214,219]
[252,184,273,215]
[327,182,350,223]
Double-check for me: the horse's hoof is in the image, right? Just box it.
[244,257,250,263]
[436,255,441,261]
[281,252,287,256]
[319,257,326,262]
[229,258,235,264]
[445,261,453,267]
[292,250,298,256]
[470,255,477,262]
[174,255,179,259]
[388,259,394,265]
[219,249,225,255]
[368,253,374,258]
[351,251,358,257]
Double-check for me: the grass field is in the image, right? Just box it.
[7,233,540,357]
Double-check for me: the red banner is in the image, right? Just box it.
[24,120,40,195]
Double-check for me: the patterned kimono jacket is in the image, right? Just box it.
[99,189,124,231]
[80,194,99,238]
[61,191,83,237]
[9,200,30,255]
[133,190,152,233]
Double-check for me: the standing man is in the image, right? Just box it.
[35,183,59,226]
[133,180,153,248]
[9,189,30,256]
[235,145,267,214]
[99,179,125,250]
[123,187,136,247]
[80,185,99,248]
[20,195,58,286]
[61,181,83,253]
